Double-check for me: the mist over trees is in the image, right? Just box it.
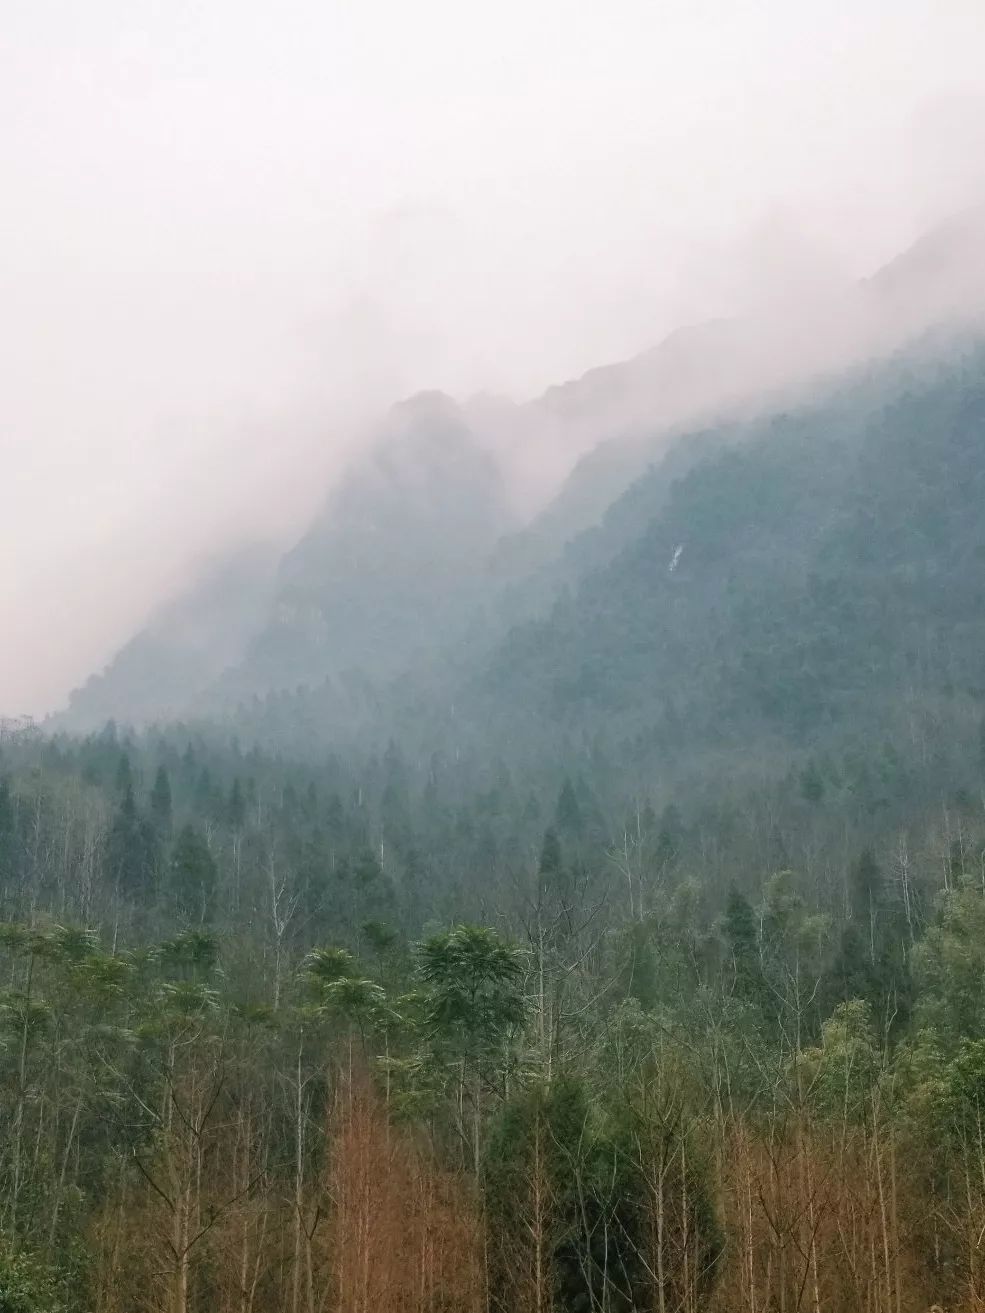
[9,0,985,1304]
[58,207,985,737]
[5,314,985,1308]
[5,678,985,1310]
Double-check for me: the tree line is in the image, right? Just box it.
[3,721,985,1309]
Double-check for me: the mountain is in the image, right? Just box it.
[865,204,985,322]
[496,205,985,569]
[62,392,512,728]
[214,391,513,702]
[476,337,985,779]
[60,544,277,731]
[61,212,985,733]
[203,331,985,797]
[20,219,985,1313]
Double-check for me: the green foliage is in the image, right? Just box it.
[168,824,217,921]
[158,928,219,976]
[106,783,158,898]
[913,877,985,1042]
[360,920,397,955]
[149,765,172,835]
[943,1038,985,1144]
[485,1069,722,1313]
[302,947,357,988]
[318,977,389,1036]
[6,338,985,1308]
[0,1245,73,1313]
[419,925,526,1054]
[0,780,15,880]
[482,343,985,775]
[798,999,880,1122]
[722,886,769,1012]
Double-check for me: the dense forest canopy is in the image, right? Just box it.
[7,335,985,1310]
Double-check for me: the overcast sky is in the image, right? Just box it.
[3,0,985,715]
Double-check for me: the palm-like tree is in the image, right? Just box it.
[418,925,526,1171]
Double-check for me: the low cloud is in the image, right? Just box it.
[4,0,985,714]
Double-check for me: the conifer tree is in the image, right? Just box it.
[169,825,217,923]
[150,765,173,836]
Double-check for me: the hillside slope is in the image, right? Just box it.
[63,393,512,726]
[213,391,513,702]
[61,212,985,731]
[480,340,985,769]
[60,545,278,731]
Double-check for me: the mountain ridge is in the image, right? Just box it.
[59,211,985,732]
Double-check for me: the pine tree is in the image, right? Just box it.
[555,778,583,838]
[169,825,217,923]
[107,783,158,897]
[825,923,880,1012]
[150,765,173,836]
[193,767,215,819]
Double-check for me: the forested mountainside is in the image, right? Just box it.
[482,340,985,755]
[223,336,985,792]
[5,665,985,1310]
[62,393,512,730]
[214,392,513,702]
[10,226,985,1311]
[63,547,279,731]
[3,329,985,1307]
[62,211,985,735]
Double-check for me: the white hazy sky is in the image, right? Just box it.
[3,0,985,715]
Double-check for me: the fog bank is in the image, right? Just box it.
[4,0,985,713]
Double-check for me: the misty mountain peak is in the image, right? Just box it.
[301,387,508,541]
[865,204,985,324]
[387,388,462,426]
[58,212,985,727]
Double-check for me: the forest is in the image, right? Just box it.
[9,0,985,1304]
[3,700,985,1312]
[6,341,985,1311]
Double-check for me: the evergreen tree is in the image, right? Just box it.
[168,825,217,922]
[193,767,216,819]
[555,778,583,838]
[824,923,880,1014]
[106,783,158,897]
[114,751,133,796]
[150,766,173,836]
